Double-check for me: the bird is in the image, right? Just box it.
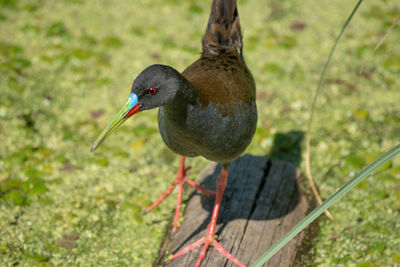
[90,0,257,266]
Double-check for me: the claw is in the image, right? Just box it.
[185,166,192,172]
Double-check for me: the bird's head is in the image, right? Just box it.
[90,64,182,152]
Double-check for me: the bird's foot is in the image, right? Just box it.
[145,156,215,233]
[167,168,244,267]
[168,231,244,267]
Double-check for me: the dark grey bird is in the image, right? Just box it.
[91,0,256,265]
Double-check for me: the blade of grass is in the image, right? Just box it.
[251,1,364,265]
[359,15,400,74]
[304,0,364,222]
[251,144,400,267]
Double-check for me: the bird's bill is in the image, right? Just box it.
[90,93,139,152]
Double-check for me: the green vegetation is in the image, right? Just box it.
[0,0,399,266]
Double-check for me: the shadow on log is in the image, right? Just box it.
[157,154,316,266]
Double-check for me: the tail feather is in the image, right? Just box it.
[202,0,242,57]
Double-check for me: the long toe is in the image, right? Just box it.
[213,240,245,267]
[195,240,211,267]
[169,237,245,267]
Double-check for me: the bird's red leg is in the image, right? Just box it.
[146,156,216,233]
[145,182,177,213]
[173,182,183,232]
[187,178,216,195]
[180,156,215,195]
[169,168,244,267]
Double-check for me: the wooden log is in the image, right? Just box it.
[157,154,315,266]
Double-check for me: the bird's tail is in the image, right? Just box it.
[202,0,242,57]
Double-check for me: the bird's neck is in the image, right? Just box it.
[161,77,197,125]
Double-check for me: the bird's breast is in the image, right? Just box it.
[158,100,257,163]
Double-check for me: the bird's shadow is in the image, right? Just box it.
[169,130,305,254]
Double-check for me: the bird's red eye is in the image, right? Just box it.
[148,88,157,95]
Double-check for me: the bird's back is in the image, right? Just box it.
[183,52,254,116]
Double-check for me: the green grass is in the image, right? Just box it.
[0,0,399,266]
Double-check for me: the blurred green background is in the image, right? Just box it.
[0,0,399,266]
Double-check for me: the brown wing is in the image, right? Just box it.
[182,52,255,115]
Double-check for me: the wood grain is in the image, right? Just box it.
[157,154,315,266]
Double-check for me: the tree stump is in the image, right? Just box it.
[157,154,315,266]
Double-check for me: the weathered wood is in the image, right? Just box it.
[157,154,315,266]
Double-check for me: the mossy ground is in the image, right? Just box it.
[0,0,399,266]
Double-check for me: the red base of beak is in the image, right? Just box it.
[124,104,140,119]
